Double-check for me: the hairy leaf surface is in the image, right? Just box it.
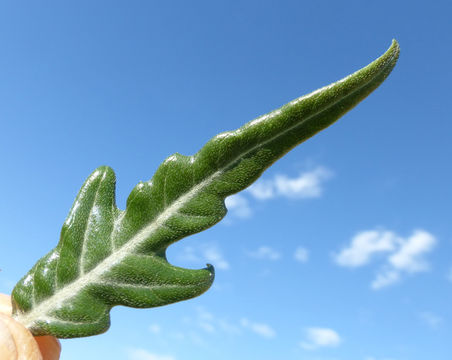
[12,40,399,338]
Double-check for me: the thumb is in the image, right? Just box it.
[0,294,61,360]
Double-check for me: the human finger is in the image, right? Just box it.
[0,294,61,360]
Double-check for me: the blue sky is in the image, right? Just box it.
[0,1,451,359]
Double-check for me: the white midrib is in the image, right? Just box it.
[13,58,391,329]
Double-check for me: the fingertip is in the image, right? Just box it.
[35,336,61,360]
[0,294,61,359]
[0,313,42,359]
[0,315,18,359]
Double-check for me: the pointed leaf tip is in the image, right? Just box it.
[12,41,398,338]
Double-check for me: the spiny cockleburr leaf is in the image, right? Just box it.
[11,40,399,339]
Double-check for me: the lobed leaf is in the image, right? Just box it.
[12,40,399,338]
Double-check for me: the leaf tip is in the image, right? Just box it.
[390,38,400,56]
[205,263,215,278]
[384,39,400,69]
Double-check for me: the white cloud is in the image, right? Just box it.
[224,167,332,222]
[419,311,443,329]
[388,231,436,273]
[334,229,437,290]
[128,348,175,360]
[247,179,275,200]
[300,327,341,350]
[371,269,400,290]
[334,230,397,267]
[240,318,276,338]
[294,247,309,263]
[248,166,332,200]
[247,246,281,261]
[176,244,229,270]
[225,194,252,218]
[274,167,332,198]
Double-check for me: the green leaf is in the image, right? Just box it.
[12,40,399,339]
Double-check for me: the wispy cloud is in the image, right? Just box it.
[334,229,436,290]
[217,319,241,335]
[247,246,281,261]
[300,327,341,350]
[168,330,208,347]
[240,318,276,338]
[196,307,216,333]
[248,166,332,200]
[448,267,452,282]
[190,306,241,336]
[199,321,215,333]
[371,269,400,289]
[149,324,161,334]
[169,306,276,342]
[175,243,229,270]
[203,246,230,270]
[195,307,276,339]
[127,348,175,360]
[419,311,443,329]
[294,246,309,263]
[225,194,252,218]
